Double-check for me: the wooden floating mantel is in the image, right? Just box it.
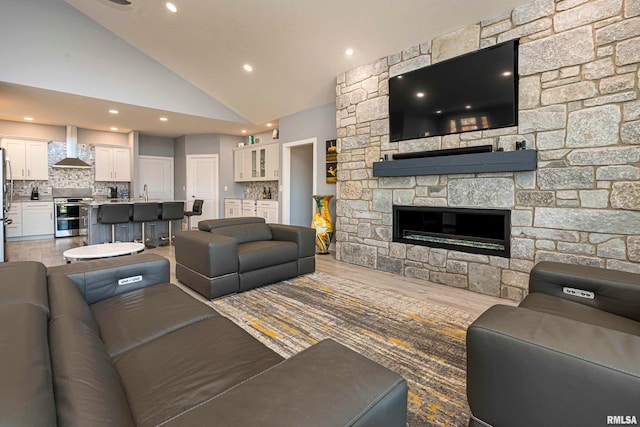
[372,149,538,177]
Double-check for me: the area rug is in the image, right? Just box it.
[209,272,477,427]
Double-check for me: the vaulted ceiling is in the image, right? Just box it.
[0,0,531,138]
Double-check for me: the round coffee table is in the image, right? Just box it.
[63,242,145,263]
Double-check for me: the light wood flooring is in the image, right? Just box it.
[5,236,513,318]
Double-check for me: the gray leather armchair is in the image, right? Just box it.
[175,217,316,299]
[466,261,640,427]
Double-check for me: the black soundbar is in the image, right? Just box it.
[392,145,492,160]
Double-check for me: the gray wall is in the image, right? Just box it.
[290,144,314,226]
[279,102,337,222]
[139,135,175,157]
[173,133,243,218]
[174,136,187,201]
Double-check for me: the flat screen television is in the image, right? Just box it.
[389,40,518,142]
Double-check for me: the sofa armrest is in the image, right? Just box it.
[47,254,169,305]
[174,230,238,277]
[467,305,640,427]
[529,261,640,322]
[162,339,408,427]
[269,224,316,259]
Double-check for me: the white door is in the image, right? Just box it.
[139,156,174,200]
[2,139,27,180]
[186,154,219,228]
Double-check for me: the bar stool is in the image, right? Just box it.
[132,202,159,247]
[160,201,184,245]
[184,199,204,230]
[98,204,130,243]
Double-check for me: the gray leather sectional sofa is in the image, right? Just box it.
[175,217,316,299]
[0,254,407,426]
[467,261,640,427]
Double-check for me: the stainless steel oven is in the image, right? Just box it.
[52,188,93,238]
[54,199,88,237]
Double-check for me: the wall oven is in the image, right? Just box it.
[54,199,89,237]
[52,188,93,238]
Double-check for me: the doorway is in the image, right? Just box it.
[186,154,219,228]
[282,138,316,226]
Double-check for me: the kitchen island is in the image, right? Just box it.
[86,199,185,245]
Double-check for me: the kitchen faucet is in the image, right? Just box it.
[142,184,149,202]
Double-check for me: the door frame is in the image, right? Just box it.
[281,138,317,225]
[186,154,219,222]
[138,155,174,200]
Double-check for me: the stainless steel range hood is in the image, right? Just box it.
[52,126,92,169]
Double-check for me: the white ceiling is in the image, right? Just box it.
[1,0,531,138]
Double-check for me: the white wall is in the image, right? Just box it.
[0,0,248,124]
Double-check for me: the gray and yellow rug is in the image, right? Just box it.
[210,272,476,426]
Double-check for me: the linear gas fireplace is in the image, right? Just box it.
[393,206,511,258]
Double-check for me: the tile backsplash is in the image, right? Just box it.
[9,141,129,197]
[243,181,279,200]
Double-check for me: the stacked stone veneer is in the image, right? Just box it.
[335,0,640,301]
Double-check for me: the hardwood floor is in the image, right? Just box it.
[5,236,512,318]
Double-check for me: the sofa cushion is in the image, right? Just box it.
[520,292,640,336]
[0,261,49,315]
[90,283,219,357]
[112,316,284,427]
[50,315,135,426]
[213,223,273,244]
[238,240,299,272]
[0,304,56,427]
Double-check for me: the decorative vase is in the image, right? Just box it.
[311,195,334,255]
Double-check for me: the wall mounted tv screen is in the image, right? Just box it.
[389,40,518,142]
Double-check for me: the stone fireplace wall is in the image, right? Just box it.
[335,0,640,301]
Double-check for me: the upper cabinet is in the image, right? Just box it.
[95,145,131,182]
[234,143,279,182]
[1,139,49,181]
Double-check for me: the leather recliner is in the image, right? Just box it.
[466,261,640,427]
[174,217,316,299]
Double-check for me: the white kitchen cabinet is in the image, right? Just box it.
[234,142,279,182]
[242,199,256,216]
[256,200,278,223]
[21,202,54,236]
[95,146,131,182]
[265,144,279,180]
[0,139,49,180]
[224,198,242,218]
[234,149,250,182]
[5,202,22,238]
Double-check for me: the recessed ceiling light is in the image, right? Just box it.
[345,48,354,56]
[416,92,425,98]
[241,130,247,134]
[266,123,272,127]
[465,105,472,109]
[110,127,118,131]
[109,109,119,114]
[243,64,253,72]
[160,117,168,122]
[436,110,443,114]
[166,2,177,12]
[502,71,512,77]
[24,117,34,121]
[397,76,403,79]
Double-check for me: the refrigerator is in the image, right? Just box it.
[1,147,14,262]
